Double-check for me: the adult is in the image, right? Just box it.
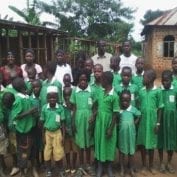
[0,51,22,86]
[120,41,137,74]
[21,48,43,81]
[54,49,73,86]
[92,40,112,71]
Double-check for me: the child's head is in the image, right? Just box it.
[78,70,90,90]
[47,86,58,107]
[101,71,113,88]
[25,48,35,64]
[110,55,121,71]
[172,56,177,73]
[55,49,65,65]
[2,92,15,109]
[135,57,144,72]
[63,87,72,108]
[63,73,71,87]
[143,69,156,86]
[121,66,132,85]
[45,60,57,77]
[27,67,37,80]
[161,70,172,89]
[120,90,131,109]
[84,58,94,74]
[32,79,42,97]
[12,77,27,94]
[93,64,103,81]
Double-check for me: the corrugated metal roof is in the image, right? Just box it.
[148,7,177,26]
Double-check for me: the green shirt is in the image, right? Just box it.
[112,71,121,87]
[11,93,35,133]
[63,106,72,136]
[41,103,65,131]
[132,72,144,89]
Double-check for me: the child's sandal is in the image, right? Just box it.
[166,164,175,173]
[159,163,166,173]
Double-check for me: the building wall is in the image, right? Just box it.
[144,26,177,75]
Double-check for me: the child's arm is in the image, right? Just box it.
[15,106,38,120]
[71,104,76,135]
[61,121,65,145]
[134,115,141,125]
[154,107,163,134]
[106,112,117,138]
[89,101,98,124]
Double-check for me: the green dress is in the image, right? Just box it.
[132,72,144,89]
[137,86,164,149]
[94,89,119,162]
[115,83,138,106]
[158,85,177,150]
[112,71,121,87]
[90,82,103,100]
[118,106,141,155]
[70,86,95,148]
[40,77,62,107]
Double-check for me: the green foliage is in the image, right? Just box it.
[140,9,164,25]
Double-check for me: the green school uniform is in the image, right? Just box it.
[25,80,32,95]
[115,83,138,106]
[137,86,164,149]
[4,84,17,95]
[90,82,103,100]
[70,85,95,148]
[40,77,62,107]
[118,105,141,155]
[89,73,95,85]
[111,71,121,87]
[41,103,65,131]
[158,85,177,150]
[11,93,35,133]
[132,72,144,89]
[94,88,119,162]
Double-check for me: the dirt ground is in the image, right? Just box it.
[3,150,177,177]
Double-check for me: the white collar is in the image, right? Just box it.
[17,93,29,98]
[120,105,132,113]
[47,103,59,109]
[134,71,144,76]
[161,85,174,90]
[120,82,131,87]
[108,88,114,95]
[0,85,4,91]
[76,85,91,93]
[142,85,157,90]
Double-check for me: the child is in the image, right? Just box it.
[110,55,121,87]
[63,87,78,175]
[63,73,73,90]
[70,70,95,174]
[118,90,141,177]
[40,61,62,107]
[115,66,138,106]
[91,64,103,96]
[40,86,65,177]
[84,58,94,85]
[132,57,144,89]
[94,71,119,177]
[137,69,164,175]
[158,70,177,173]
[11,77,39,177]
[25,67,37,95]
[171,56,177,86]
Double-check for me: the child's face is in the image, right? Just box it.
[143,73,151,86]
[25,52,34,64]
[78,74,88,90]
[110,58,119,70]
[121,69,132,85]
[85,60,93,73]
[136,59,144,71]
[63,75,71,87]
[94,66,103,80]
[121,93,131,109]
[162,76,171,89]
[32,81,41,96]
[56,52,65,65]
[122,42,131,54]
[47,92,58,107]
[172,58,177,72]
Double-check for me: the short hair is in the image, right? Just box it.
[24,48,35,56]
[94,64,103,70]
[102,71,113,85]
[120,89,131,99]
[46,60,57,75]
[7,51,15,57]
[144,69,156,81]
[122,66,132,73]
[110,55,121,63]
[12,77,25,92]
[55,49,65,55]
[78,69,90,83]
[161,70,172,80]
[2,92,15,108]
[27,67,37,74]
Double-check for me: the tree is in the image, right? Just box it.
[140,9,164,26]
[37,0,135,42]
[9,0,41,25]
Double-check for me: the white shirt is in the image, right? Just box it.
[54,64,73,86]
[120,54,137,74]
[92,52,112,71]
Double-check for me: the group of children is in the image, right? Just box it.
[0,53,177,177]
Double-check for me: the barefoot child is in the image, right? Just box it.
[137,69,164,175]
[118,90,141,177]
[158,70,177,173]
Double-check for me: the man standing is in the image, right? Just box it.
[92,40,112,71]
[120,41,137,74]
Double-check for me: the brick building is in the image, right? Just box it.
[141,7,177,74]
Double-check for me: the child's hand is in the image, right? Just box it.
[154,125,159,134]
[89,116,95,124]
[106,128,112,138]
